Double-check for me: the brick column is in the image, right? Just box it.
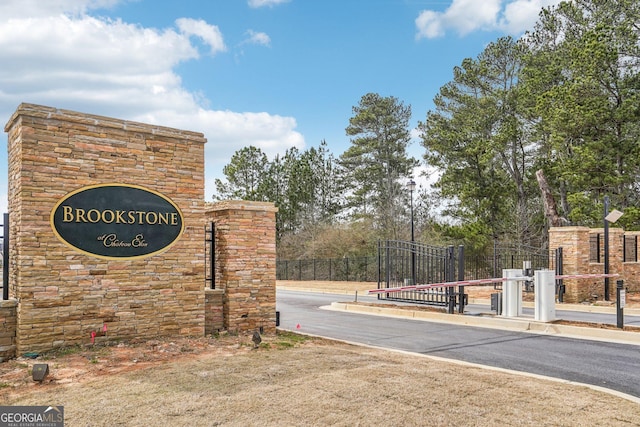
[550,226,625,303]
[4,104,207,353]
[549,227,590,303]
[0,299,17,361]
[207,201,277,333]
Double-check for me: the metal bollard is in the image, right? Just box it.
[616,280,624,329]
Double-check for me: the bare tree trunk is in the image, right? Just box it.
[536,169,568,227]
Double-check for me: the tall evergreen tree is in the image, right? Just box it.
[419,37,540,247]
[294,141,343,226]
[216,142,344,243]
[522,0,640,227]
[339,93,418,240]
[264,147,300,239]
[213,146,270,201]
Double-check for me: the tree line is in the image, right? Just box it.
[214,0,640,259]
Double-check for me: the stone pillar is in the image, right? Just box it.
[549,227,590,303]
[550,226,625,303]
[622,231,640,293]
[4,104,207,353]
[207,201,277,333]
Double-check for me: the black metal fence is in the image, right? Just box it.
[277,257,378,282]
[277,243,551,284]
[463,244,551,290]
[277,240,553,313]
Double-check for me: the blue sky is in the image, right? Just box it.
[0,0,562,210]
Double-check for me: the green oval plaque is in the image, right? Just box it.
[51,183,184,260]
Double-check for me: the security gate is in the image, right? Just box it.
[377,240,551,314]
[377,240,463,313]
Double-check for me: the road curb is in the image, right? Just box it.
[469,298,640,316]
[328,302,640,346]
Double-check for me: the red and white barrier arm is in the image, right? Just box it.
[555,273,619,280]
[368,273,620,295]
[368,277,513,294]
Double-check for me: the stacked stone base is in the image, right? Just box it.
[0,299,17,361]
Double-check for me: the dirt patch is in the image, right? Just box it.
[552,319,640,332]
[1,332,639,426]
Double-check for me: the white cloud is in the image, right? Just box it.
[416,0,562,39]
[446,0,501,35]
[500,0,561,34]
[0,0,120,18]
[248,0,290,8]
[415,11,445,39]
[137,108,304,196]
[244,30,271,47]
[176,18,226,54]
[141,108,304,163]
[0,1,304,201]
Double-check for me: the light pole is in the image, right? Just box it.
[408,179,416,286]
[603,196,623,302]
[604,196,610,301]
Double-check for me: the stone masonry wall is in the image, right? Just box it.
[4,104,207,354]
[204,289,224,335]
[549,226,635,303]
[0,299,17,361]
[206,201,277,334]
[621,230,640,293]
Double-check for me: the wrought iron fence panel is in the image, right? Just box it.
[376,240,453,307]
[276,257,378,282]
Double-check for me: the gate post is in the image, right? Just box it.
[555,247,564,303]
[502,269,522,317]
[534,269,556,322]
[206,201,278,333]
[457,245,465,313]
[446,246,455,314]
[617,279,625,329]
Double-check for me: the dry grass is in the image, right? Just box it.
[2,282,639,426]
[1,333,639,427]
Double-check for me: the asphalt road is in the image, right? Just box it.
[277,289,640,398]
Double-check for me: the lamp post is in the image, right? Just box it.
[408,179,416,286]
[604,196,610,301]
[603,196,623,302]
